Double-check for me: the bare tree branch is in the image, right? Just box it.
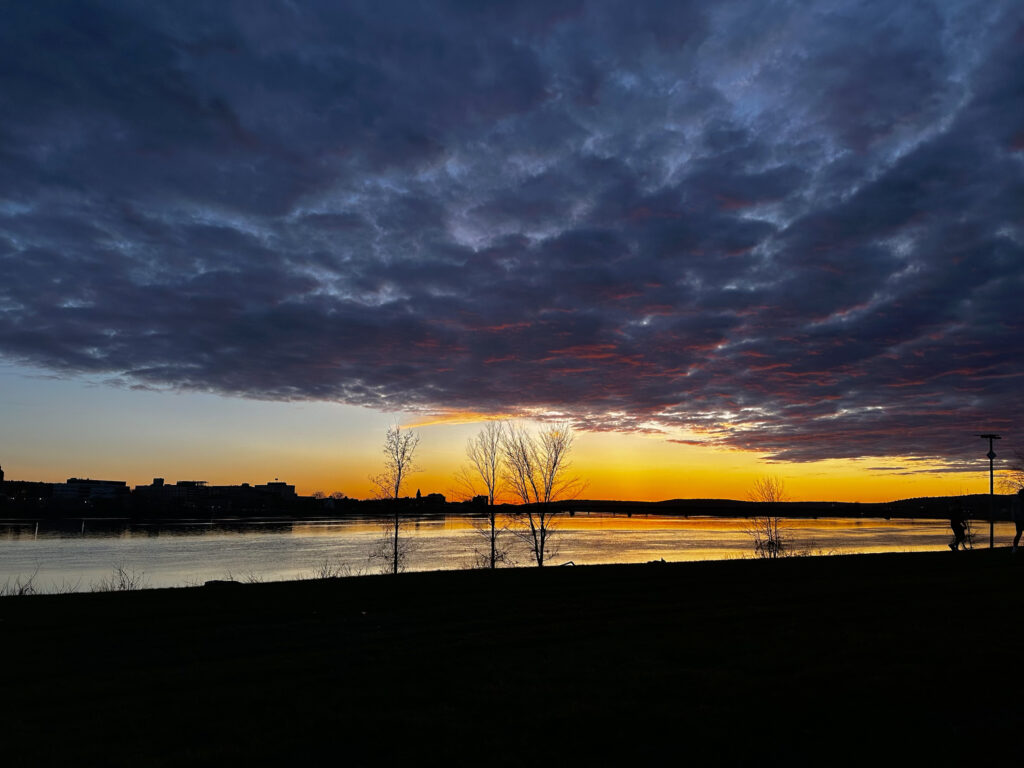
[369,424,420,500]
[999,450,1024,493]
[747,475,788,504]
[466,421,503,506]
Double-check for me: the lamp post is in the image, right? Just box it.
[978,434,1001,548]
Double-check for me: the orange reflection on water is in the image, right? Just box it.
[281,514,1014,567]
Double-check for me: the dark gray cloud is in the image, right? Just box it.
[2,0,1023,463]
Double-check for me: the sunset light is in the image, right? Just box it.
[2,3,1023,764]
[1,1,1021,503]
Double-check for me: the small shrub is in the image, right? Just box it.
[310,558,351,579]
[51,578,81,594]
[0,568,39,597]
[92,564,147,592]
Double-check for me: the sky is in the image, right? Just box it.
[1,1,1022,502]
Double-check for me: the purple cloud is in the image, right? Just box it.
[1,1,1022,464]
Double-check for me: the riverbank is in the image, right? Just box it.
[3,549,1022,765]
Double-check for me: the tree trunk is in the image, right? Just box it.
[392,508,399,575]
[537,506,547,567]
[489,511,496,569]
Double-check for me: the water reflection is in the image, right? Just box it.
[0,514,1015,593]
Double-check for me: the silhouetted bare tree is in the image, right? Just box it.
[500,421,582,567]
[370,424,420,501]
[466,421,503,506]
[746,475,789,559]
[455,422,514,568]
[369,424,420,574]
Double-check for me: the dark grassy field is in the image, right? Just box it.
[3,549,1022,765]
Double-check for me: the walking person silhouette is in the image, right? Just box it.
[949,502,967,552]
[1012,488,1024,554]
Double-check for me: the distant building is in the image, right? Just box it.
[0,464,4,483]
[131,477,298,517]
[255,481,296,499]
[53,478,130,500]
[0,480,56,508]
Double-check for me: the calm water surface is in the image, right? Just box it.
[0,514,1012,593]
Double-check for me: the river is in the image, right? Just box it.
[0,513,1014,593]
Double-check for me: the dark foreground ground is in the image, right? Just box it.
[3,550,1023,765]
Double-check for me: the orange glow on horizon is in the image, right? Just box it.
[345,426,995,505]
[2,388,998,505]
[9,428,988,504]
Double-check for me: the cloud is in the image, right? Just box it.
[1,0,1022,464]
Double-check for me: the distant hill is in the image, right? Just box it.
[545,493,1016,521]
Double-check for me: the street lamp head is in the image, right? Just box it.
[978,434,1002,439]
